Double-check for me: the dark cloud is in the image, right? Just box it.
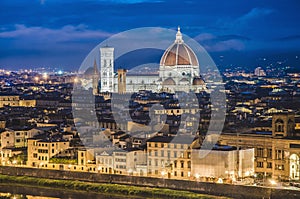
[275,35,300,42]
[0,0,300,69]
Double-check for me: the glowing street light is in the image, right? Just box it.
[269,179,277,186]
[161,171,166,177]
[217,178,223,184]
[195,173,200,181]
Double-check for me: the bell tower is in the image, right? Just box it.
[92,59,99,95]
[100,46,114,92]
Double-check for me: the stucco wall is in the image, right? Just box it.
[0,166,299,199]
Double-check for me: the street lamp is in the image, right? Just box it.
[217,178,224,184]
[269,179,277,186]
[195,173,200,181]
[161,171,166,177]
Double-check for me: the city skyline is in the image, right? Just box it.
[1,0,300,70]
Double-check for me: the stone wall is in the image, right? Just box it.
[0,166,299,199]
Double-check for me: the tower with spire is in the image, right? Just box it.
[92,59,100,95]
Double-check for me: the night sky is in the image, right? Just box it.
[1,0,300,71]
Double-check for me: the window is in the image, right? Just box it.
[161,151,164,157]
[155,159,158,166]
[275,119,284,132]
[181,161,184,168]
[154,150,158,157]
[275,164,284,170]
[267,148,272,158]
[174,151,177,158]
[275,150,284,160]
[180,152,184,158]
[181,172,184,177]
[257,161,264,168]
[187,161,191,168]
[267,162,272,168]
[257,148,264,157]
[187,152,191,159]
[149,160,152,166]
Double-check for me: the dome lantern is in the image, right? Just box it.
[160,27,199,67]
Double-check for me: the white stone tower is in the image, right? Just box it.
[100,46,114,92]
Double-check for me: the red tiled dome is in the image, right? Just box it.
[160,27,199,67]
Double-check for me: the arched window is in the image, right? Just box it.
[275,119,284,132]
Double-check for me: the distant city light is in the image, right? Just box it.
[43,72,48,79]
[58,70,63,75]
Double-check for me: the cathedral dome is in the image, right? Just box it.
[160,27,199,67]
[192,76,205,85]
[162,77,176,85]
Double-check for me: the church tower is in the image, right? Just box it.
[92,59,99,95]
[100,46,114,92]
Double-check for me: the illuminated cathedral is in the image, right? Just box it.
[92,27,206,94]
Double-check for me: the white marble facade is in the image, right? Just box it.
[99,28,206,94]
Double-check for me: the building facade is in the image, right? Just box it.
[219,112,300,181]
